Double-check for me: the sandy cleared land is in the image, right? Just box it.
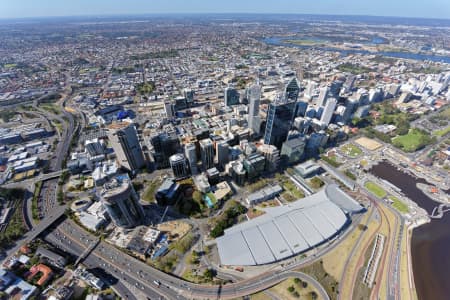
[249,277,322,300]
[322,207,372,279]
[355,137,383,151]
[269,278,322,300]
[157,220,192,241]
[249,292,271,300]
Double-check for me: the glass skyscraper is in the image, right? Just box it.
[247,83,261,135]
[284,77,300,102]
[264,95,297,149]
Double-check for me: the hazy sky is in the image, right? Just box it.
[1,0,449,19]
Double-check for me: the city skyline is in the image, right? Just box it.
[1,0,450,20]
[0,4,449,299]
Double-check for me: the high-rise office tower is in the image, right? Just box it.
[101,175,145,228]
[335,105,348,123]
[305,80,317,99]
[164,101,174,118]
[305,105,316,119]
[318,87,330,107]
[247,83,261,135]
[184,88,195,107]
[257,144,280,171]
[264,95,297,149]
[293,117,312,134]
[199,138,214,170]
[320,97,337,125]
[184,143,198,175]
[224,87,240,106]
[216,141,230,168]
[388,84,401,97]
[368,88,383,103]
[150,132,179,169]
[280,137,306,165]
[108,123,145,172]
[329,80,343,98]
[344,75,356,91]
[243,153,266,180]
[284,77,300,102]
[295,100,308,117]
[169,154,188,179]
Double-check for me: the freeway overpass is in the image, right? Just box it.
[2,205,67,263]
[1,169,67,189]
[47,216,353,300]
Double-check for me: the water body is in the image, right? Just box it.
[371,161,450,300]
[263,37,450,63]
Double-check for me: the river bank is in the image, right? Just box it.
[263,36,450,63]
[371,161,450,300]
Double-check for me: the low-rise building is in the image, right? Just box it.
[155,178,182,205]
[35,247,67,268]
[0,269,37,300]
[246,185,283,205]
[294,160,321,178]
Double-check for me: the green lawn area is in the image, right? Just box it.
[337,63,374,75]
[321,154,342,168]
[247,179,269,192]
[364,181,387,198]
[0,188,26,251]
[433,126,450,137]
[52,119,63,134]
[392,128,435,152]
[142,179,162,203]
[4,63,17,68]
[344,170,357,181]
[136,81,155,95]
[340,144,363,158]
[285,39,323,46]
[388,196,409,213]
[282,181,305,199]
[39,103,61,115]
[309,176,325,190]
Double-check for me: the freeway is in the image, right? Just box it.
[42,208,365,300]
[1,170,66,189]
[47,220,331,300]
[44,229,140,300]
[44,221,172,300]
[2,205,66,260]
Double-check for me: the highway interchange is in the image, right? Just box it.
[2,84,406,300]
[44,217,334,300]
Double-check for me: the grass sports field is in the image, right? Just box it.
[341,143,363,158]
[364,181,387,198]
[389,196,409,213]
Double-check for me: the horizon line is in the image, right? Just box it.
[0,12,449,22]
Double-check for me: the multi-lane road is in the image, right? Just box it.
[41,210,363,300]
[3,82,370,299]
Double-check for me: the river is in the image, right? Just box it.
[263,37,450,64]
[370,161,450,300]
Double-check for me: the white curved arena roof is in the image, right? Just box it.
[216,184,364,266]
